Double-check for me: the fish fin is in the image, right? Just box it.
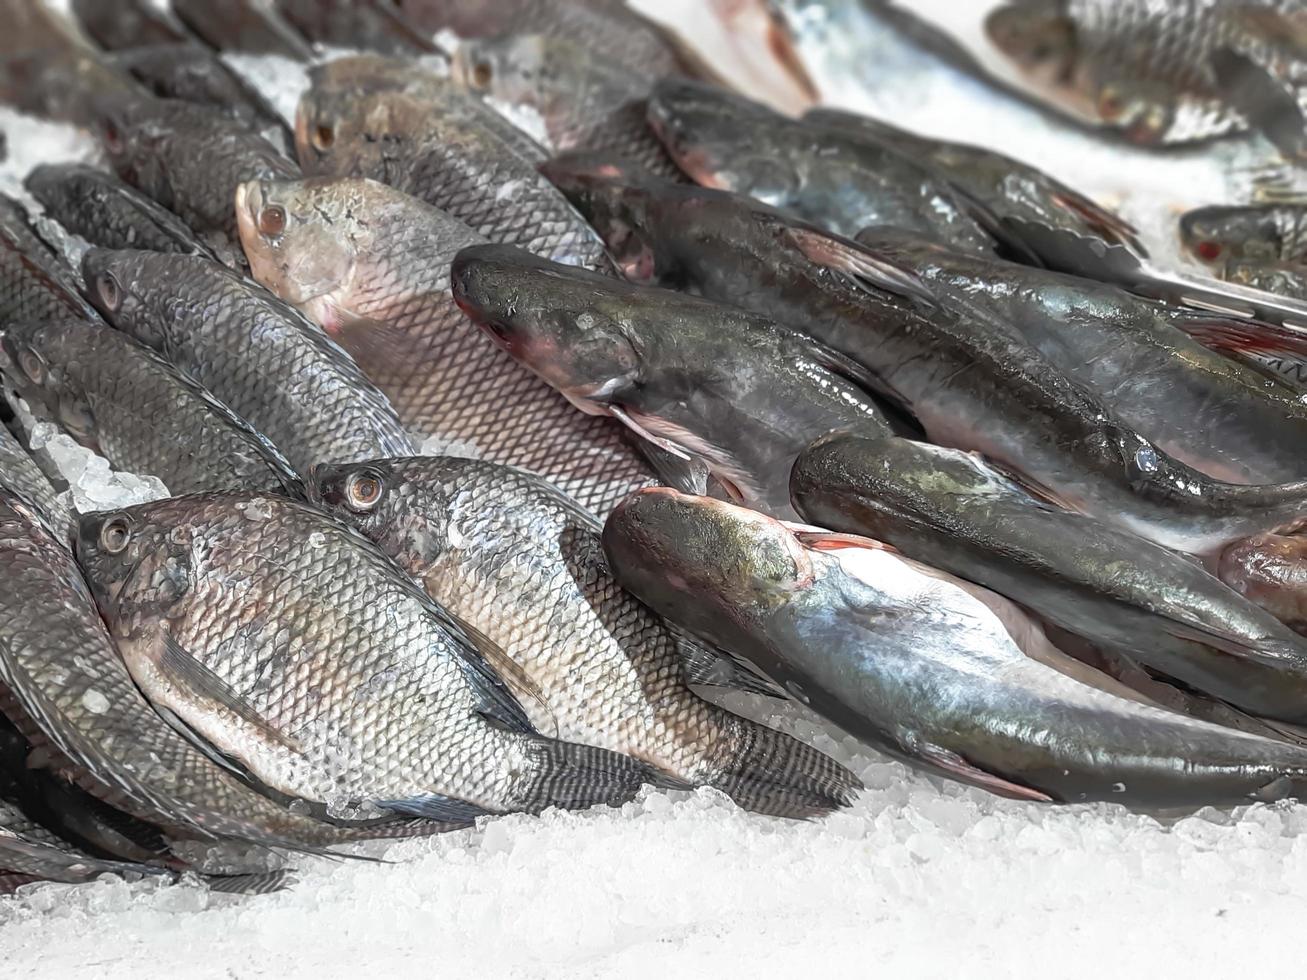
[675,634,786,698]
[632,439,711,494]
[203,869,296,895]
[608,405,693,461]
[973,456,1079,512]
[943,182,1045,266]
[157,632,301,753]
[790,529,898,553]
[425,607,540,736]
[451,613,558,737]
[515,738,664,812]
[912,741,1053,802]
[781,224,939,305]
[314,296,421,380]
[704,717,862,819]
[375,793,489,823]
[1209,47,1307,162]
[1169,309,1307,361]
[150,703,256,781]
[1046,191,1146,256]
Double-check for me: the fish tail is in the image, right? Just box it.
[516,737,665,812]
[703,715,862,819]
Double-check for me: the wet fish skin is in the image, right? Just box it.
[450,242,893,520]
[1226,258,1307,302]
[274,0,442,56]
[170,0,314,61]
[0,826,164,887]
[70,0,189,50]
[296,57,612,272]
[0,422,69,540]
[311,455,860,817]
[603,487,1307,807]
[551,167,1307,556]
[24,163,217,260]
[646,78,996,255]
[82,248,415,479]
[1180,203,1307,268]
[1219,533,1307,634]
[791,431,1307,726]
[0,318,303,497]
[77,492,658,820]
[0,194,102,326]
[236,175,654,516]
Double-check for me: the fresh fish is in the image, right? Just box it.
[94,94,299,243]
[295,57,611,271]
[646,78,997,255]
[311,456,859,817]
[804,106,1143,255]
[273,0,442,56]
[1227,258,1307,302]
[25,163,217,260]
[1220,532,1307,634]
[1180,202,1307,267]
[82,249,414,478]
[109,43,294,154]
[1,318,303,497]
[791,431,1307,725]
[235,176,654,515]
[1209,44,1307,164]
[0,422,68,539]
[450,243,893,519]
[0,194,101,325]
[0,826,162,887]
[984,0,1307,144]
[77,492,659,822]
[70,0,189,50]
[847,227,1307,485]
[603,487,1307,806]
[0,488,367,850]
[170,0,314,61]
[550,165,1307,557]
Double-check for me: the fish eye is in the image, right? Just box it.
[345,471,384,511]
[258,205,287,238]
[102,120,123,154]
[471,60,494,89]
[99,516,132,554]
[16,347,46,385]
[312,124,334,151]
[1196,240,1223,262]
[97,272,122,312]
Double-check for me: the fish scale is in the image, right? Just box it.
[0,424,68,540]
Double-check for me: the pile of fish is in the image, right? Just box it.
[2,0,1307,896]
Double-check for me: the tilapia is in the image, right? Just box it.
[295,57,611,271]
[70,0,189,50]
[82,248,414,478]
[450,243,893,520]
[25,163,217,259]
[0,422,68,539]
[603,488,1307,807]
[1,318,302,497]
[311,456,858,817]
[235,176,653,515]
[77,492,658,821]
[170,0,314,61]
[274,0,442,56]
[0,194,101,325]
[791,431,1307,725]
[646,79,997,255]
[0,826,162,888]
[1181,202,1307,267]
[550,165,1307,556]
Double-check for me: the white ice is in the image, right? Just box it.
[2,4,1306,976]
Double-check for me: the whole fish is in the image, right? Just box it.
[984,0,1307,144]
[1180,202,1307,267]
[450,243,893,519]
[70,0,189,50]
[236,176,654,515]
[848,227,1307,485]
[791,431,1307,725]
[0,488,368,850]
[603,487,1307,806]
[295,57,611,271]
[804,106,1143,255]
[1220,532,1307,634]
[94,95,300,243]
[170,0,314,61]
[0,423,68,539]
[0,195,101,326]
[77,493,658,821]
[549,164,1307,556]
[25,163,217,259]
[311,456,859,817]
[109,43,294,154]
[82,248,415,478]
[274,0,442,56]
[1,318,303,497]
[646,79,997,255]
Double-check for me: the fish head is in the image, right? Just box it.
[0,319,98,443]
[1179,205,1281,266]
[235,177,358,309]
[1094,81,1175,144]
[603,488,816,622]
[984,2,1078,88]
[81,248,167,350]
[451,243,647,411]
[452,33,546,106]
[76,502,195,626]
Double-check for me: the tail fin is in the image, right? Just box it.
[705,716,862,819]
[516,738,671,813]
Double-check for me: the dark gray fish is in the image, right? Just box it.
[109,43,294,153]
[791,431,1307,726]
[0,318,303,497]
[295,57,611,272]
[0,422,68,540]
[171,0,314,61]
[1180,202,1307,268]
[274,0,442,56]
[25,163,217,259]
[646,79,997,255]
[71,0,189,50]
[311,456,858,818]
[450,243,893,520]
[0,826,163,887]
[236,176,654,515]
[603,487,1307,807]
[82,248,414,478]
[550,165,1307,557]
[1209,45,1307,163]
[77,492,659,822]
[0,194,101,326]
